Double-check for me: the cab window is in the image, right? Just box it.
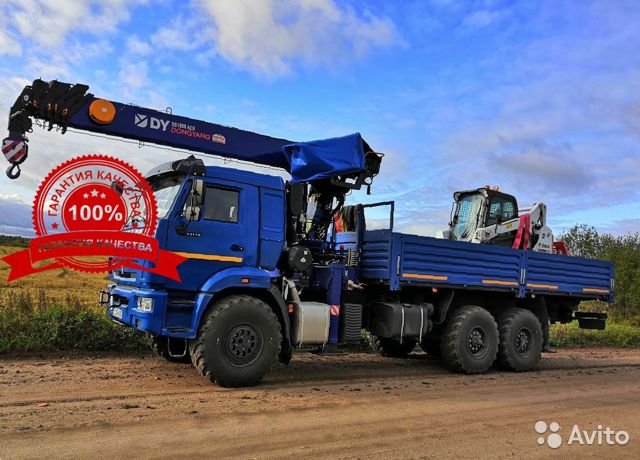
[486,196,516,226]
[204,187,239,223]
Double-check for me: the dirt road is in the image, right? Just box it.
[1,348,639,459]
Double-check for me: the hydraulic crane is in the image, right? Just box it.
[3,79,382,244]
[3,79,381,184]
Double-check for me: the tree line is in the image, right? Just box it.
[560,225,640,320]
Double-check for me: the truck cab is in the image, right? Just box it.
[104,157,288,362]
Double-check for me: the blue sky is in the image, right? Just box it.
[0,0,638,237]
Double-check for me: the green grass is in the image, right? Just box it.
[0,244,146,354]
[0,306,145,353]
[550,321,640,347]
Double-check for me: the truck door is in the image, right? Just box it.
[165,178,259,291]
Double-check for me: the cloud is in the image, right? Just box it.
[461,8,509,29]
[0,75,31,109]
[151,15,209,52]
[117,59,150,90]
[488,142,594,195]
[126,35,152,56]
[4,0,145,47]
[0,196,33,237]
[199,0,401,76]
[0,14,21,56]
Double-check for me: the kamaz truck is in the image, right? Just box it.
[4,80,613,387]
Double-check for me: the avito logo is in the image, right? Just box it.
[535,420,630,449]
[134,114,169,131]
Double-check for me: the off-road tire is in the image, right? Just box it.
[496,308,543,371]
[441,305,499,374]
[371,336,417,358]
[146,333,191,363]
[189,295,281,387]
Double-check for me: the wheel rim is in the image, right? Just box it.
[466,326,488,358]
[223,324,263,366]
[515,327,532,354]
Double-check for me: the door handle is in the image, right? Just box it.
[230,244,244,252]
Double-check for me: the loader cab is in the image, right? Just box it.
[449,187,518,242]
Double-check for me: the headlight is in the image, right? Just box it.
[136,297,154,312]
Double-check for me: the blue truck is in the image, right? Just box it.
[5,80,613,386]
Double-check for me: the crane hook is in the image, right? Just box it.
[2,136,28,180]
[6,163,21,179]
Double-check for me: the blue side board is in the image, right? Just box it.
[360,230,614,301]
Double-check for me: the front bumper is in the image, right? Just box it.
[100,284,167,335]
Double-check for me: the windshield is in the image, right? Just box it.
[452,194,484,241]
[148,173,185,218]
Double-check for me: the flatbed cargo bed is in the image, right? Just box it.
[358,230,614,301]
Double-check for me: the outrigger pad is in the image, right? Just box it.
[283,132,367,183]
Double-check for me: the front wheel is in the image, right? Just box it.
[441,305,499,374]
[189,295,281,387]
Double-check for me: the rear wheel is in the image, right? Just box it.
[189,295,281,387]
[371,336,417,358]
[496,308,543,371]
[441,305,499,374]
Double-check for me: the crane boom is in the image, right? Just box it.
[3,79,296,179]
[4,78,383,188]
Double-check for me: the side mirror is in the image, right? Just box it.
[176,179,204,235]
[184,179,204,221]
[191,178,204,206]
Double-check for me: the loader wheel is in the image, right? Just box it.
[146,333,191,363]
[496,308,543,371]
[189,295,281,388]
[441,305,498,374]
[371,336,417,358]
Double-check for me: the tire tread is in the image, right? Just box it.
[190,295,281,387]
[441,305,498,374]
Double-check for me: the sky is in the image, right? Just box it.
[0,0,638,237]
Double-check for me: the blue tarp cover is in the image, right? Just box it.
[283,133,365,183]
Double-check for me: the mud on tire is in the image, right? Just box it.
[189,295,281,388]
[441,305,499,374]
[496,308,543,372]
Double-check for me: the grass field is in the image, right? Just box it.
[0,245,144,353]
[0,244,638,353]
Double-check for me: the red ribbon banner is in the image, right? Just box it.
[1,231,186,282]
